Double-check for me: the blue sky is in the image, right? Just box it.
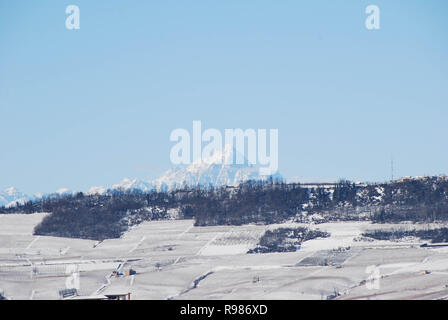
[1,0,447,194]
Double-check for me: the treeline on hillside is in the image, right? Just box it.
[192,177,448,225]
[363,228,448,243]
[1,176,448,240]
[32,190,182,240]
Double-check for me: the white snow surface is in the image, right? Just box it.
[2,215,448,300]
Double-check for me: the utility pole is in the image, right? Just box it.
[391,157,394,182]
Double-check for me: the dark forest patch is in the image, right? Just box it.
[362,228,448,243]
[247,227,330,254]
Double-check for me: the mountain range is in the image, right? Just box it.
[0,187,40,208]
[0,145,281,207]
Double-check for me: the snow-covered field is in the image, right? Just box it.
[1,213,448,300]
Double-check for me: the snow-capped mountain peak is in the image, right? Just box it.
[86,186,107,195]
[153,144,277,190]
[55,188,71,195]
[192,144,238,166]
[112,178,154,192]
[89,145,281,193]
[0,146,282,203]
[0,187,35,208]
[4,186,20,196]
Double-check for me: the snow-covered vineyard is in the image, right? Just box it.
[1,213,448,300]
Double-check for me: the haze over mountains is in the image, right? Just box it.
[0,145,281,207]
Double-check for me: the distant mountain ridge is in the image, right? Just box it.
[0,145,281,206]
[90,144,280,193]
[0,187,38,208]
[151,144,272,190]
